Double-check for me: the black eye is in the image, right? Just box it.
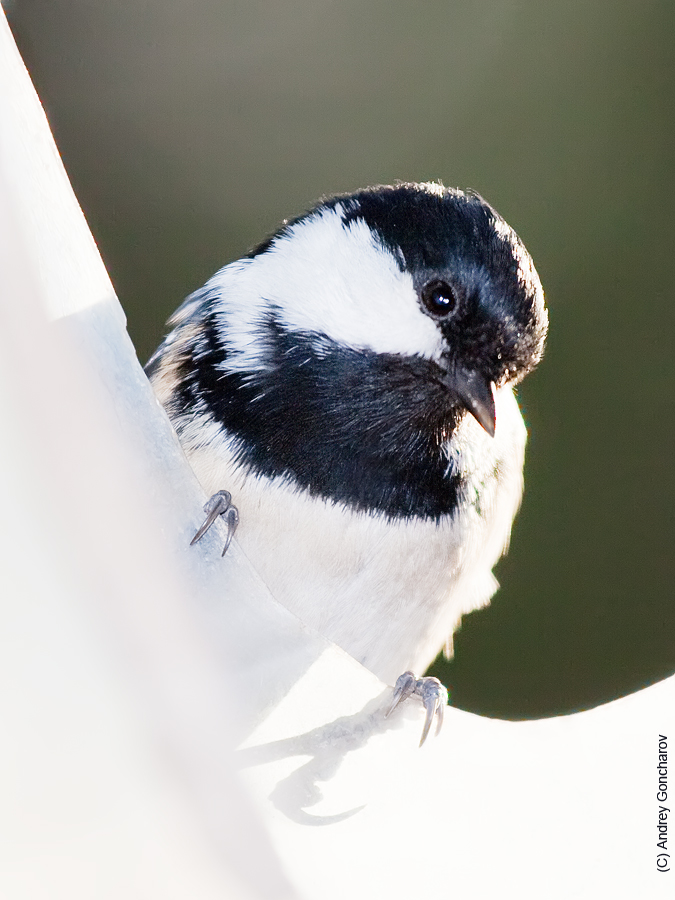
[421,279,458,318]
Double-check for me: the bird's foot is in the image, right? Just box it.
[190,490,239,556]
[384,671,448,747]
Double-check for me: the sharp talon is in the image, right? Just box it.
[418,677,448,746]
[435,689,446,737]
[221,504,240,556]
[384,671,416,718]
[191,506,224,544]
[419,697,436,747]
[190,490,233,545]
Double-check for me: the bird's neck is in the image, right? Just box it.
[179,314,468,521]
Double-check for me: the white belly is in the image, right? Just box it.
[184,387,526,685]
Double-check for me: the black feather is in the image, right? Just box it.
[170,312,471,520]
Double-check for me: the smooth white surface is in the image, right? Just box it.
[242,674,675,900]
[1,10,673,900]
[0,14,300,899]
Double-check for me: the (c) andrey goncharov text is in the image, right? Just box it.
[657,734,669,873]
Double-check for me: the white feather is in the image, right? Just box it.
[205,205,445,371]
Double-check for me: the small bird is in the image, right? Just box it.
[146,182,547,743]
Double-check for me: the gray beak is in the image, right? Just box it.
[438,365,496,437]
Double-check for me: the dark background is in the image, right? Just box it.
[7,0,674,719]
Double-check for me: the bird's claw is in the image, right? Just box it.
[385,670,417,716]
[190,490,239,555]
[418,676,447,746]
[385,671,448,747]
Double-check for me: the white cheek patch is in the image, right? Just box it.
[207,206,444,371]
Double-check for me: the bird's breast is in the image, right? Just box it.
[183,386,526,684]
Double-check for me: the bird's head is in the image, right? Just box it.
[211,182,547,439]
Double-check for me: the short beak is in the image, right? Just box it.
[438,365,496,437]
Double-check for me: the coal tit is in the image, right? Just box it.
[146,182,547,743]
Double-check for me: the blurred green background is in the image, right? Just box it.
[7,0,674,719]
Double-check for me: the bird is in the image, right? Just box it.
[146,181,548,744]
